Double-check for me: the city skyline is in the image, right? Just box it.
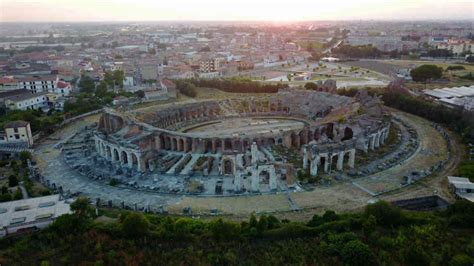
[1,0,473,22]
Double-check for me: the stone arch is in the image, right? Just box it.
[299,130,307,145]
[259,169,270,184]
[205,139,213,153]
[270,103,277,112]
[113,148,120,162]
[106,146,112,159]
[224,139,233,151]
[178,138,184,151]
[314,129,321,141]
[121,150,128,164]
[277,138,283,145]
[242,139,251,151]
[222,159,234,175]
[131,153,138,169]
[342,127,354,141]
[326,123,334,139]
[164,136,171,150]
[291,133,300,148]
[268,138,276,145]
[172,138,178,151]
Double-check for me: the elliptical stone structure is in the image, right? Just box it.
[93,89,390,194]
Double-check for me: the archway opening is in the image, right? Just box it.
[259,170,270,184]
[223,160,233,175]
[342,127,353,141]
[121,151,128,164]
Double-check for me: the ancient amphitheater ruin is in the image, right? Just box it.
[80,89,391,195]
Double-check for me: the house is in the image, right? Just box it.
[17,75,59,94]
[448,176,474,202]
[0,89,48,111]
[54,80,72,97]
[0,76,19,92]
[0,194,72,238]
[2,121,34,147]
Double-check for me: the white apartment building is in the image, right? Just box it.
[4,91,48,111]
[3,121,34,147]
[17,75,59,94]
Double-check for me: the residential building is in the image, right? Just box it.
[17,75,59,94]
[0,76,19,92]
[0,89,48,111]
[0,194,72,238]
[3,121,34,147]
[448,176,474,202]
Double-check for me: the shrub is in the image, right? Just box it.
[365,201,403,227]
[341,240,376,266]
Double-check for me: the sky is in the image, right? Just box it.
[0,0,473,22]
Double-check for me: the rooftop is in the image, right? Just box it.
[0,194,71,229]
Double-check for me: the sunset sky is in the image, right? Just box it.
[1,0,473,22]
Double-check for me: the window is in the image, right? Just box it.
[15,135,20,139]
[14,205,30,211]
[10,217,26,225]
[38,201,56,208]
[14,128,18,133]
[35,213,53,220]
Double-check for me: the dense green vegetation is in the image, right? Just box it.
[332,44,382,58]
[0,109,63,133]
[187,78,288,93]
[175,80,198,98]
[410,64,443,83]
[0,198,473,265]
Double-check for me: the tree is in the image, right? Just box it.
[410,64,443,83]
[8,175,18,187]
[78,75,96,93]
[95,80,108,97]
[341,240,376,266]
[365,201,403,227]
[304,82,318,90]
[19,151,32,166]
[135,90,145,99]
[112,70,124,88]
[121,212,149,238]
[70,197,95,219]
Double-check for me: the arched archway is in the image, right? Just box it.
[291,133,300,148]
[121,151,128,164]
[224,139,232,151]
[172,138,178,151]
[131,153,138,169]
[342,127,353,141]
[259,170,270,184]
[178,138,184,151]
[223,159,233,175]
[113,148,119,161]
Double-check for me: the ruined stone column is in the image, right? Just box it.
[348,149,356,168]
[302,146,308,170]
[251,166,259,192]
[211,139,217,154]
[110,147,117,163]
[370,135,376,150]
[336,151,344,171]
[269,167,277,190]
[323,155,330,173]
[251,142,258,164]
[310,154,319,176]
[374,132,381,148]
[234,172,242,192]
[127,152,133,168]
